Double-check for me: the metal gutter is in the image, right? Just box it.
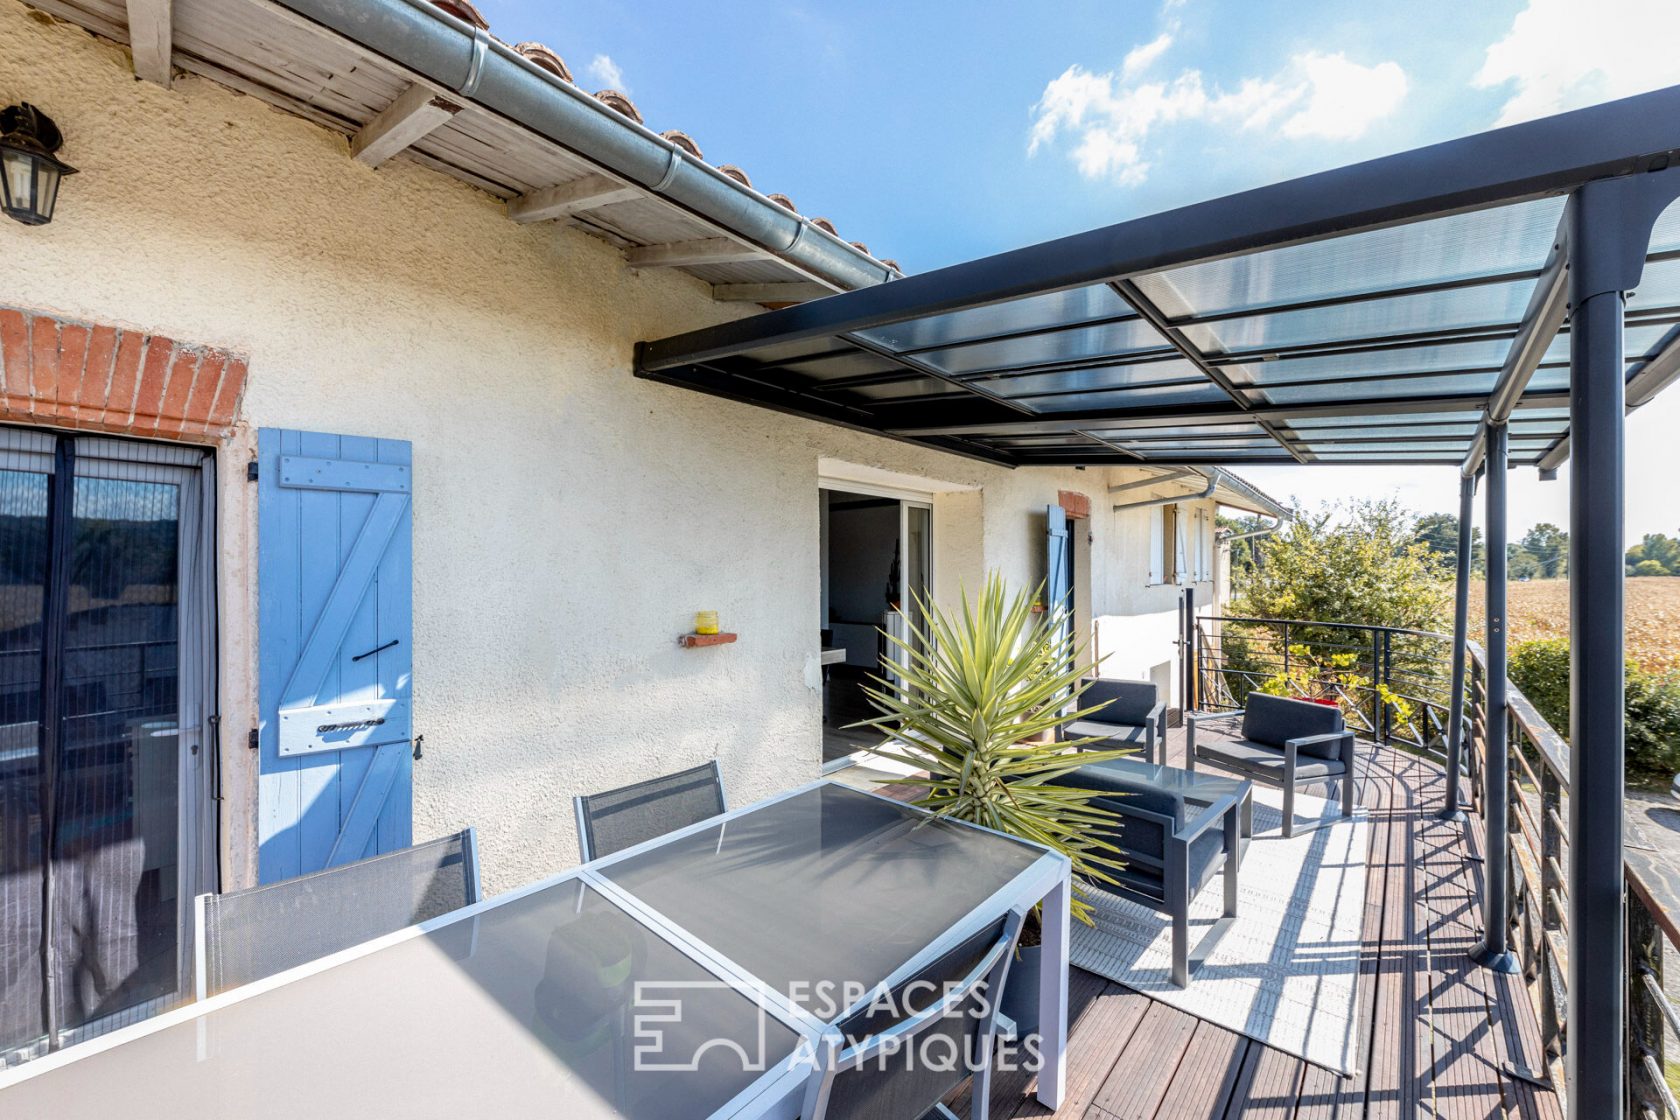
[1112,468,1222,511]
[271,0,894,293]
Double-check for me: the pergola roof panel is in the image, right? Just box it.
[638,87,1680,469]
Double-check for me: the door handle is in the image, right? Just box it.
[351,639,399,662]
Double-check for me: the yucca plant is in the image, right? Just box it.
[850,572,1133,927]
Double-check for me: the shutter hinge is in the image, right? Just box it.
[246,459,259,482]
[248,727,260,751]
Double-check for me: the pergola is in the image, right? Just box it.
[639,85,1680,1117]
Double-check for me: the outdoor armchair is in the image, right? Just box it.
[1186,693,1356,838]
[1060,678,1168,765]
[800,906,1026,1120]
[194,828,480,999]
[1049,764,1239,987]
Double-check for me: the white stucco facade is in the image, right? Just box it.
[0,1,1247,895]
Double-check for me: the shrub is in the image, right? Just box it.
[1634,559,1669,578]
[1508,638,1680,787]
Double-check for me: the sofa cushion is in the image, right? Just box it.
[1198,737,1347,780]
[1098,828,1225,907]
[1080,679,1160,727]
[1047,766,1184,862]
[1243,693,1344,754]
[1062,719,1148,747]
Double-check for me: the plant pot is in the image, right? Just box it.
[1305,696,1339,707]
[998,944,1042,1038]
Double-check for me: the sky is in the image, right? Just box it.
[478,0,1680,544]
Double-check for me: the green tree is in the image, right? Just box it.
[1232,498,1450,631]
[1510,638,1680,787]
[1217,513,1283,581]
[1508,548,1542,581]
[1412,512,1485,576]
[1628,532,1680,575]
[1635,559,1670,578]
[1518,523,1568,578]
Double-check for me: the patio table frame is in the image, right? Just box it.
[0,778,1073,1119]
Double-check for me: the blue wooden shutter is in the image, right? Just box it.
[257,429,414,883]
[1046,504,1070,615]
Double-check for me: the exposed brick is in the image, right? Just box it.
[207,356,248,434]
[155,348,201,436]
[183,352,225,436]
[131,337,174,430]
[0,306,245,440]
[0,309,29,413]
[28,315,59,416]
[75,324,119,425]
[1058,489,1092,520]
[55,324,90,426]
[104,330,145,428]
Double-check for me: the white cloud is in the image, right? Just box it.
[1122,32,1174,79]
[1475,0,1680,126]
[1029,51,1408,185]
[588,53,626,91]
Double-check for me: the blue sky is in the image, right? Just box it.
[480,0,1680,543]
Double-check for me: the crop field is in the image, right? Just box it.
[1468,577,1680,675]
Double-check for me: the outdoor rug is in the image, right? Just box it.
[1069,784,1372,1075]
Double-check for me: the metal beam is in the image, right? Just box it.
[639,84,1680,371]
[126,0,173,86]
[351,82,461,168]
[883,390,1574,438]
[1535,325,1680,471]
[1438,472,1475,821]
[625,238,766,269]
[1565,177,1633,1120]
[1110,279,1309,464]
[506,173,641,223]
[1472,422,1518,976]
[1461,214,1571,476]
[712,282,835,304]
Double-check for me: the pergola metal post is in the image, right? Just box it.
[1473,423,1517,973]
[1563,167,1680,1120]
[1437,471,1475,821]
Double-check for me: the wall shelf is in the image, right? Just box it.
[679,632,738,648]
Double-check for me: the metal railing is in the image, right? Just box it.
[1464,640,1680,1116]
[1192,613,1458,758]
[1189,609,1680,1114]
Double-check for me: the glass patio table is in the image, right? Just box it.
[0,780,1073,1119]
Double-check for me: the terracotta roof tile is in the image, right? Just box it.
[427,0,489,30]
[716,164,752,188]
[514,42,572,82]
[662,130,703,159]
[594,89,643,124]
[810,217,838,236]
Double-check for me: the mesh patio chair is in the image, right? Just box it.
[193,828,480,1000]
[801,906,1026,1120]
[573,760,727,862]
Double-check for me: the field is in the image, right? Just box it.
[1468,577,1680,675]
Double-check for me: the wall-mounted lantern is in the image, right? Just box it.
[0,104,76,227]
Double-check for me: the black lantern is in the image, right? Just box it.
[0,104,76,227]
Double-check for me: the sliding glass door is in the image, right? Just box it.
[0,431,215,1063]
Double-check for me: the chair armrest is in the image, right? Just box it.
[1092,799,1178,831]
[1285,731,1351,752]
[1147,701,1167,730]
[1187,709,1244,728]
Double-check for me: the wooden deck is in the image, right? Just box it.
[925,731,1567,1120]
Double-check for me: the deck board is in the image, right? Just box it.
[897,729,1565,1120]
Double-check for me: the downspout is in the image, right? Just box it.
[271,0,894,293]
[1110,468,1222,512]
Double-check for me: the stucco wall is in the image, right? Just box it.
[0,3,1202,895]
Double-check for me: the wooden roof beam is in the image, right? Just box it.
[126,0,173,86]
[625,238,767,269]
[507,173,643,223]
[352,83,461,168]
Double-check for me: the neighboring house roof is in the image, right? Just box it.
[1120,466,1289,520]
[27,0,899,303]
